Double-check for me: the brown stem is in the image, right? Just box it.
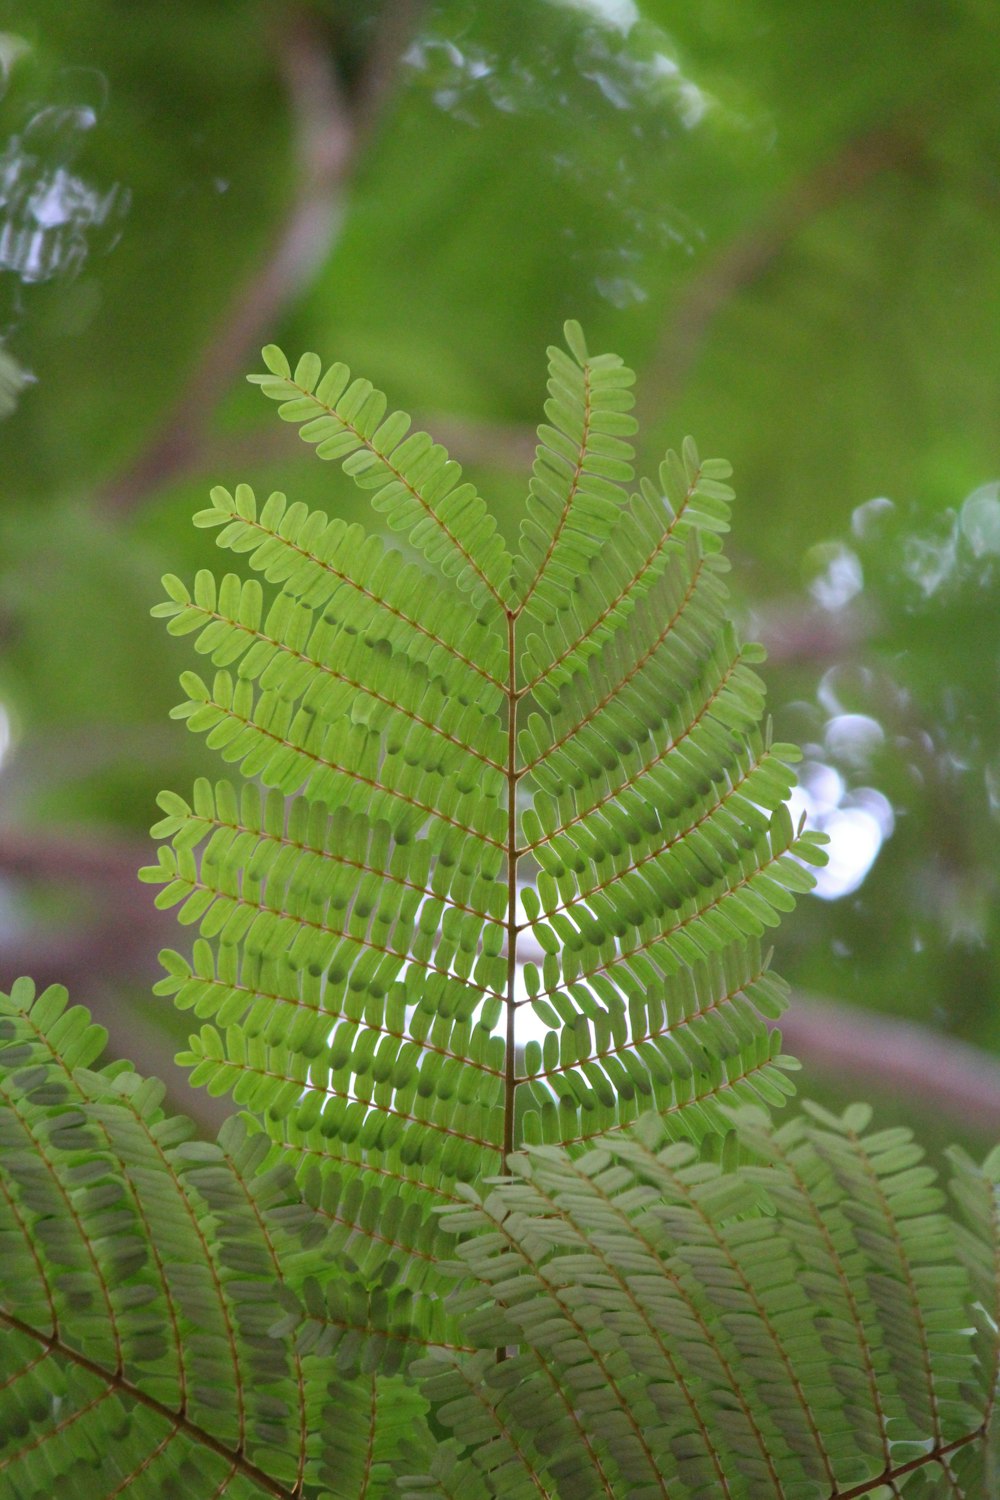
[503,609,519,1171]
[832,1425,985,1498]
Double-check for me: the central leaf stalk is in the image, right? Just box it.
[503,607,520,1170]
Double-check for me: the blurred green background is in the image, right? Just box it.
[2,0,998,1146]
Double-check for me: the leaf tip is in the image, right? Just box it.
[563,318,588,364]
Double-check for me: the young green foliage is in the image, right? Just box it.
[0,325,996,1496]
[145,325,821,1354]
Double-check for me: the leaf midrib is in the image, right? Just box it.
[0,1308,297,1500]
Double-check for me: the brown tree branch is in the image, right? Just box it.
[752,597,867,666]
[180,408,538,483]
[0,828,230,1134]
[0,825,150,887]
[347,0,426,146]
[100,4,424,514]
[639,123,923,427]
[101,14,351,512]
[782,991,1000,1138]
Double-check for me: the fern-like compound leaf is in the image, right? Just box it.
[3,325,998,1496]
[412,1108,999,1498]
[514,321,638,622]
[146,326,825,1361]
[247,346,515,611]
[0,976,427,1499]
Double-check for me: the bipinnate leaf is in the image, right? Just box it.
[146,325,824,1357]
[410,1108,999,1498]
[0,977,430,1498]
[248,347,514,610]
[2,323,998,1498]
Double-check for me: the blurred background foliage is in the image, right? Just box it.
[1,0,998,1146]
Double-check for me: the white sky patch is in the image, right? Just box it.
[550,0,640,35]
[789,762,894,900]
[0,104,128,286]
[0,702,11,771]
[902,528,958,599]
[646,50,710,128]
[851,495,895,539]
[824,712,884,770]
[961,482,1000,557]
[807,542,864,611]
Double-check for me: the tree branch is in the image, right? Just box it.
[100,4,424,513]
[782,991,1000,1138]
[639,123,923,427]
[752,598,867,666]
[122,407,538,493]
[0,827,230,1134]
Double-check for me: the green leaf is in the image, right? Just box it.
[0,978,346,1497]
